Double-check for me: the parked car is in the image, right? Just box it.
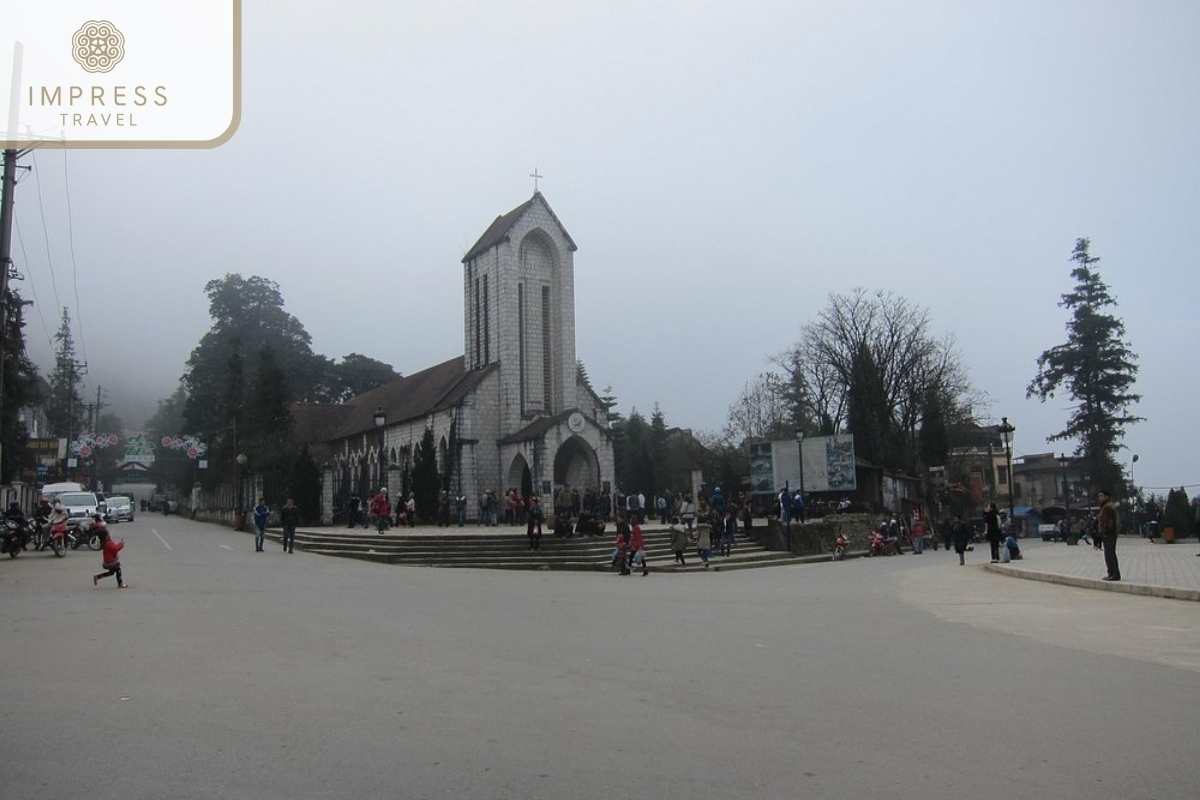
[106,495,134,522]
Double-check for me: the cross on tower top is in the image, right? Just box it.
[529,167,543,193]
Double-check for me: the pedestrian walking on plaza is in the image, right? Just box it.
[92,517,129,588]
[669,519,689,565]
[280,497,299,554]
[630,520,648,576]
[526,496,544,550]
[1098,489,1121,581]
[984,502,1003,563]
[680,494,696,533]
[346,492,361,529]
[612,516,630,574]
[252,497,270,552]
[405,494,417,528]
[696,521,713,569]
[951,514,971,565]
[720,508,735,557]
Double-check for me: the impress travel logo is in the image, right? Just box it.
[71,21,126,74]
[3,1,241,148]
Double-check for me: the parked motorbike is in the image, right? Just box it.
[2,518,31,558]
[832,533,849,561]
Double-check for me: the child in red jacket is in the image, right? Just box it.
[92,516,128,588]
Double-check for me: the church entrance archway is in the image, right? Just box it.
[505,453,533,498]
[553,436,598,490]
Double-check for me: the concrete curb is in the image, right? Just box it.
[984,563,1200,603]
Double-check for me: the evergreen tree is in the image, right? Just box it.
[1027,239,1142,496]
[245,344,294,475]
[0,287,40,483]
[290,444,321,525]
[47,308,85,439]
[411,427,440,523]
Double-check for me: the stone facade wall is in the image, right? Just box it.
[747,513,883,555]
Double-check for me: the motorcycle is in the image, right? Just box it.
[66,519,101,551]
[867,529,903,557]
[2,518,31,558]
[33,519,68,558]
[832,533,849,561]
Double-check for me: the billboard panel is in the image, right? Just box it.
[762,434,857,494]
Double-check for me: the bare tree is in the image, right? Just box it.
[775,288,980,473]
[720,373,793,446]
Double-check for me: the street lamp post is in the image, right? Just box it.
[795,429,806,522]
[997,417,1016,533]
[1058,453,1071,540]
[374,405,387,494]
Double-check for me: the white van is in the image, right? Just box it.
[40,482,85,504]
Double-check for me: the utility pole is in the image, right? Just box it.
[1,42,29,477]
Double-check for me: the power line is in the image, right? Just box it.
[28,150,62,317]
[12,215,55,352]
[60,148,86,365]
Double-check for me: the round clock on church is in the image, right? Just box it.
[567,411,585,433]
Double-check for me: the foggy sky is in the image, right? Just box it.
[9,0,1199,494]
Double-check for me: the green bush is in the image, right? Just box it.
[1163,487,1192,539]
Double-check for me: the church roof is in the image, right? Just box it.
[498,409,576,444]
[461,192,578,263]
[328,356,496,441]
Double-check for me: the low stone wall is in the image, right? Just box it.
[744,514,880,556]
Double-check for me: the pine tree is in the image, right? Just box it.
[0,287,40,483]
[412,427,440,523]
[1027,239,1142,496]
[47,308,84,439]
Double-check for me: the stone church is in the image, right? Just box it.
[303,192,615,523]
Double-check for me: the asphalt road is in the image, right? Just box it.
[3,515,1198,800]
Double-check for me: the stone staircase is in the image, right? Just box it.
[261,525,821,573]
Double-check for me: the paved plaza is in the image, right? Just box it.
[3,516,1198,800]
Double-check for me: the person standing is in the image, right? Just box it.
[370,488,391,534]
[92,518,129,588]
[526,496,544,550]
[951,514,971,566]
[455,491,467,527]
[983,502,1003,563]
[252,497,270,552]
[346,492,361,529]
[613,515,630,574]
[280,497,299,554]
[405,494,417,528]
[1097,489,1121,581]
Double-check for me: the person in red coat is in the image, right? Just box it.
[629,522,648,576]
[369,488,391,534]
[92,516,128,588]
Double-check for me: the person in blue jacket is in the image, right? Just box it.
[252,497,270,552]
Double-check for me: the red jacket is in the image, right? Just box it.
[369,493,391,517]
[101,536,124,564]
[629,525,645,553]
